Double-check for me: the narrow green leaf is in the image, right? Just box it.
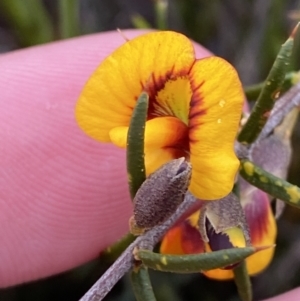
[281,70,300,94]
[137,247,258,273]
[131,265,157,301]
[127,92,149,199]
[155,0,168,30]
[101,232,135,262]
[58,0,80,39]
[244,71,300,101]
[131,14,152,29]
[240,159,300,208]
[0,0,54,46]
[234,261,252,301]
[244,82,264,101]
[238,23,299,144]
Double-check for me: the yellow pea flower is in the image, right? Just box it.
[75,31,244,200]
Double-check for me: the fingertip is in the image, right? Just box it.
[263,288,300,301]
[0,28,212,287]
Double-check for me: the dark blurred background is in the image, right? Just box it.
[1,0,300,300]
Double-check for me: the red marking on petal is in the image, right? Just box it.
[191,81,205,94]
[244,189,270,243]
[160,225,185,255]
[188,80,206,132]
[181,220,205,254]
[141,66,192,119]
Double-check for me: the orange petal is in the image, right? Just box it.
[160,215,204,255]
[160,225,185,255]
[144,146,186,176]
[188,57,244,200]
[75,31,195,142]
[109,133,184,176]
[203,262,234,280]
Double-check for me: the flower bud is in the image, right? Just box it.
[130,157,192,235]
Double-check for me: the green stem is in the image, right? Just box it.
[238,23,298,144]
[240,159,300,208]
[127,92,149,199]
[131,265,157,301]
[58,0,80,39]
[233,261,252,301]
[0,0,54,46]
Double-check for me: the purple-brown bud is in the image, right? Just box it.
[130,157,192,235]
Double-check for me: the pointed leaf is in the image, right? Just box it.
[244,71,300,101]
[137,247,259,273]
[240,159,300,208]
[127,92,149,199]
[131,265,157,301]
[238,23,298,144]
[59,0,80,39]
[233,261,252,301]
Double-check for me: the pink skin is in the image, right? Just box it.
[0,29,298,300]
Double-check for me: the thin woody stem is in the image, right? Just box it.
[79,192,198,301]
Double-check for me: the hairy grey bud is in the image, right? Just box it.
[130,157,192,235]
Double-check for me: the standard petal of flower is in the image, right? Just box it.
[188,57,244,200]
[75,31,195,142]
